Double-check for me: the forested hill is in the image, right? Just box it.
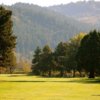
[4,3,94,59]
[49,1,100,25]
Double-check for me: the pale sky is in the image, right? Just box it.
[0,0,99,6]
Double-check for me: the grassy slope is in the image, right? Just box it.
[0,74,100,100]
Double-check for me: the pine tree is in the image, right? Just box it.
[31,46,41,75]
[54,42,68,77]
[77,30,100,78]
[40,45,52,76]
[0,6,16,73]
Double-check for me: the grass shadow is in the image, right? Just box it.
[1,74,100,84]
[0,80,46,83]
[67,78,100,84]
[0,79,100,84]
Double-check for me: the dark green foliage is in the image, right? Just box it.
[40,45,52,76]
[54,42,69,77]
[32,45,53,76]
[77,30,100,78]
[32,46,41,64]
[31,46,41,75]
[32,45,57,76]
[0,6,16,73]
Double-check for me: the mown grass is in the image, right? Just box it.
[0,74,100,100]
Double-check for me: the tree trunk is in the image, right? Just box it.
[0,67,1,74]
[60,69,64,77]
[79,71,82,77]
[73,69,76,77]
[9,67,13,74]
[89,68,95,78]
[48,70,51,77]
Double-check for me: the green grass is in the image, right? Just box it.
[0,74,100,100]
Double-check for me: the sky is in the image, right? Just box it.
[0,0,99,6]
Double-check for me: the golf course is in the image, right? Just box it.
[0,74,100,100]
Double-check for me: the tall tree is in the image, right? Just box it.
[67,33,85,77]
[54,42,68,77]
[77,30,100,78]
[0,6,16,73]
[31,46,41,75]
[40,45,52,76]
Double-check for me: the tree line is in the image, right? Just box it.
[32,31,100,78]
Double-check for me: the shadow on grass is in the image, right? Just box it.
[0,80,46,83]
[1,74,100,84]
[67,78,100,84]
[0,78,100,84]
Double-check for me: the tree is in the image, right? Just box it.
[77,30,100,78]
[6,51,16,73]
[40,45,52,76]
[54,42,68,77]
[18,59,31,73]
[0,6,16,73]
[32,46,41,64]
[31,46,41,75]
[32,45,57,77]
[67,33,85,77]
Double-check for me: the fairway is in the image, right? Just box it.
[0,74,100,100]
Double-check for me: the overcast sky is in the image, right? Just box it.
[0,0,99,6]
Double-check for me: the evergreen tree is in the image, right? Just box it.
[32,45,55,76]
[54,42,68,77]
[0,6,16,73]
[32,46,41,64]
[77,30,100,78]
[40,45,52,76]
[31,46,41,75]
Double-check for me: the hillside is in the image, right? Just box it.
[49,1,100,25]
[3,3,95,59]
